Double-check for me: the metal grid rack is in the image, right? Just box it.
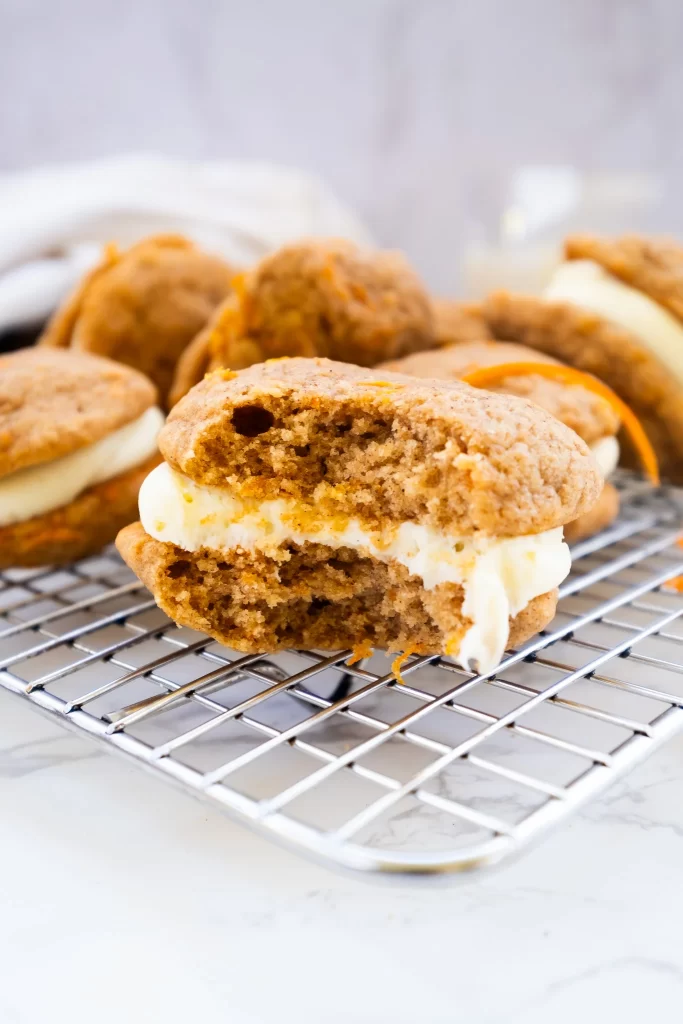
[3,472,683,880]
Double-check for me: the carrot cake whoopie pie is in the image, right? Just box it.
[381,341,622,543]
[0,348,163,568]
[117,357,602,674]
[484,235,683,482]
[169,239,435,405]
[40,234,236,408]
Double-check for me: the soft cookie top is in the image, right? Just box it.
[169,239,435,404]
[39,234,236,407]
[160,356,602,537]
[380,341,620,446]
[0,348,157,479]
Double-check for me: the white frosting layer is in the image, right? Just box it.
[139,463,572,674]
[0,406,164,527]
[546,259,683,386]
[590,435,620,478]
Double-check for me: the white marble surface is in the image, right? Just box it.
[2,687,683,1023]
[3,1,683,290]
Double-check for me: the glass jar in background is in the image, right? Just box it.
[461,167,663,299]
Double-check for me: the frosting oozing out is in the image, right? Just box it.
[0,405,164,528]
[139,463,572,674]
[546,259,683,386]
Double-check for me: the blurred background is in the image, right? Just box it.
[2,0,683,292]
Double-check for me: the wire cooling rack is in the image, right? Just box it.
[2,472,683,880]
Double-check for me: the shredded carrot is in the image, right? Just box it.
[391,645,421,684]
[461,362,659,487]
[347,639,374,665]
[664,538,683,591]
[204,367,237,382]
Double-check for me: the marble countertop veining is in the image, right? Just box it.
[2,690,683,1023]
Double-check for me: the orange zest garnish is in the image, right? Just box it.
[391,645,422,684]
[461,362,660,487]
[347,639,374,666]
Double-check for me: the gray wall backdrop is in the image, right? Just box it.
[2,0,683,291]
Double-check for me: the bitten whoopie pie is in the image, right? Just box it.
[381,340,621,543]
[0,348,163,567]
[40,234,236,408]
[169,239,435,405]
[117,357,601,674]
[484,235,683,482]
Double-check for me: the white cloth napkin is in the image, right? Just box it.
[0,154,373,333]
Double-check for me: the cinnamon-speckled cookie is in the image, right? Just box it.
[0,348,163,567]
[40,234,235,408]
[117,357,602,672]
[169,239,435,405]
[381,341,621,541]
[484,234,683,482]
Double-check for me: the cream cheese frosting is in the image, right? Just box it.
[590,435,620,479]
[0,405,164,527]
[545,259,683,386]
[139,463,572,673]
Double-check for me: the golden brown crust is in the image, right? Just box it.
[0,453,160,568]
[431,299,493,346]
[564,481,619,544]
[39,244,121,348]
[116,521,557,656]
[0,348,157,480]
[565,234,683,322]
[380,341,619,446]
[161,357,602,536]
[40,234,235,407]
[483,290,683,482]
[168,239,435,403]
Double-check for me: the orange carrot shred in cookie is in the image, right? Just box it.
[347,639,374,665]
[461,362,660,487]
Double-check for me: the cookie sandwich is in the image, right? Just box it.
[0,348,163,567]
[381,341,622,543]
[117,357,602,674]
[169,239,435,405]
[40,234,235,408]
[484,235,683,481]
